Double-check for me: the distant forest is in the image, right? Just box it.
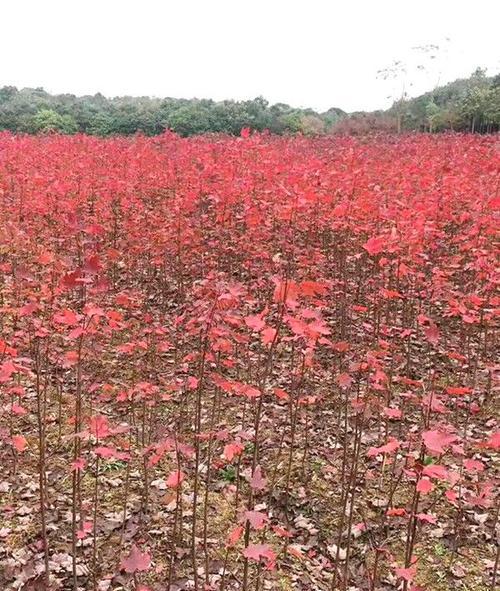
[0,69,498,136]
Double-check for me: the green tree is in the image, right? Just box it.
[87,112,115,136]
[425,100,440,132]
[165,103,212,136]
[31,109,78,134]
[483,86,500,132]
[459,86,491,132]
[299,114,325,135]
[279,111,303,133]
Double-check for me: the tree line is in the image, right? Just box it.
[339,69,500,134]
[0,69,498,136]
[0,88,345,136]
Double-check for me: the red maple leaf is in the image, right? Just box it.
[250,465,267,491]
[383,407,402,419]
[71,457,87,471]
[226,525,244,547]
[416,513,437,524]
[416,477,434,494]
[463,458,484,472]
[445,386,472,396]
[11,435,27,452]
[363,235,385,256]
[273,387,289,401]
[245,510,268,530]
[223,442,244,461]
[337,373,353,389]
[53,309,79,326]
[243,544,276,568]
[422,464,448,480]
[89,415,111,439]
[121,544,151,573]
[387,508,406,517]
[166,470,185,488]
[422,430,457,454]
[261,327,277,346]
[424,323,440,344]
[244,314,265,332]
[0,361,17,383]
[94,446,116,459]
[367,437,401,458]
[394,566,416,582]
[484,432,500,449]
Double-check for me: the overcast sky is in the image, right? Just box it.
[2,0,499,112]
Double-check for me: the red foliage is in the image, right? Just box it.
[0,131,497,590]
[120,545,151,573]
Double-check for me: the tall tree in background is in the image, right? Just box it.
[377,43,442,132]
[459,68,490,132]
[377,59,408,133]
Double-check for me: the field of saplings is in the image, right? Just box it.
[0,131,498,591]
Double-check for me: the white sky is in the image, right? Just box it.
[1,0,499,112]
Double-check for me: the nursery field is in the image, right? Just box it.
[0,131,498,591]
